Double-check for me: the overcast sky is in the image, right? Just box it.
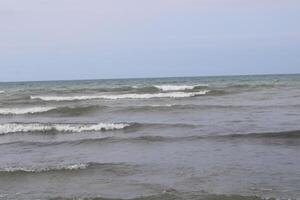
[0,0,299,81]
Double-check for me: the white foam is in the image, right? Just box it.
[0,107,56,115]
[31,95,101,101]
[0,91,4,94]
[154,84,208,91]
[0,123,130,134]
[30,90,210,101]
[1,163,89,173]
[150,104,176,107]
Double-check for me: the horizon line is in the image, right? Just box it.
[0,72,299,84]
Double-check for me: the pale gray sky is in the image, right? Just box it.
[0,0,299,81]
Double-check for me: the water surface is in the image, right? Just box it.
[0,74,300,200]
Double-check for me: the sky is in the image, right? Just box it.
[0,0,299,81]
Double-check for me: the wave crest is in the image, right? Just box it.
[48,192,267,200]
[0,105,104,116]
[30,90,210,101]
[0,163,89,173]
[0,123,131,134]
[154,85,208,91]
[0,107,56,115]
[223,130,300,139]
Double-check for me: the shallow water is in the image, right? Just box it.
[0,74,300,200]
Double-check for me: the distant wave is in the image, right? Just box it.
[0,106,56,115]
[19,84,208,94]
[0,90,4,94]
[154,84,208,91]
[0,122,131,135]
[226,83,278,89]
[214,83,283,95]
[30,90,210,101]
[5,82,284,99]
[26,82,280,102]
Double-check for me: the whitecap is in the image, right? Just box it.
[0,163,89,173]
[154,84,209,91]
[0,107,56,115]
[0,123,130,134]
[150,104,176,107]
[30,90,210,101]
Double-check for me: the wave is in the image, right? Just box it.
[0,90,4,94]
[0,135,200,147]
[0,122,131,135]
[149,104,176,107]
[52,105,103,115]
[30,90,210,101]
[88,129,300,142]
[0,162,135,176]
[0,103,256,116]
[0,106,56,115]
[223,130,300,139]
[0,163,89,173]
[154,84,208,91]
[49,193,268,200]
[118,104,246,113]
[18,84,209,94]
[2,129,299,148]
[72,129,300,144]
[127,122,198,131]
[78,135,194,145]
[0,105,104,116]
[226,83,278,89]
[213,83,283,95]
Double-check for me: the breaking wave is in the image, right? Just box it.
[30,90,210,101]
[154,84,208,91]
[0,106,56,115]
[0,163,89,173]
[0,122,131,135]
[0,105,104,116]
[0,90,4,94]
[0,162,135,175]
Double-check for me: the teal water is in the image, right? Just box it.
[0,74,300,200]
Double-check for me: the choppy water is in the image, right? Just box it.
[0,74,300,200]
